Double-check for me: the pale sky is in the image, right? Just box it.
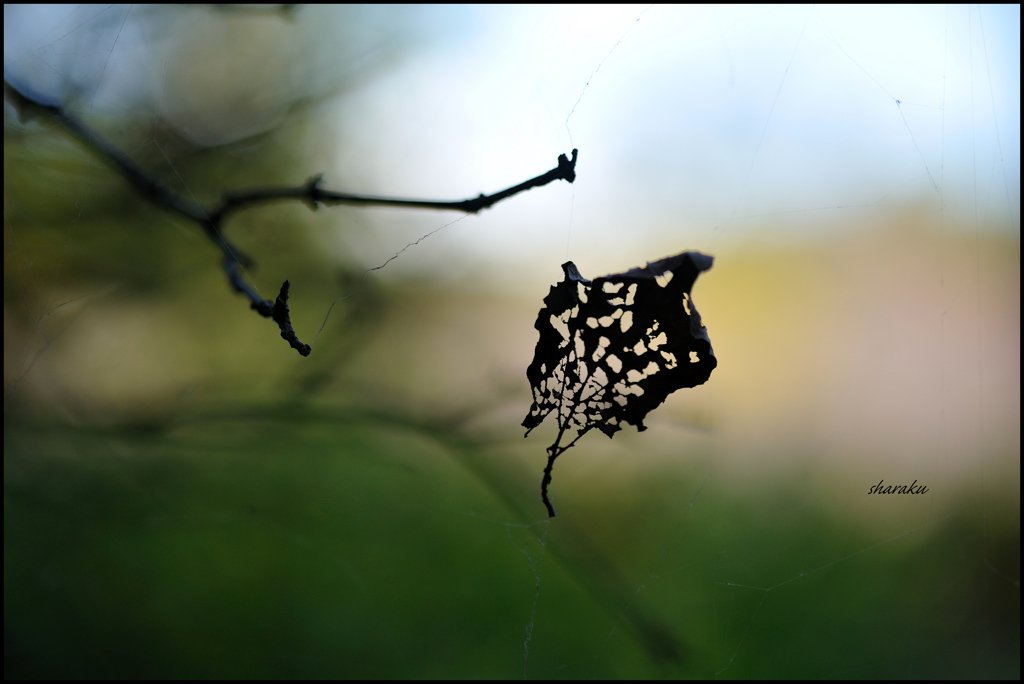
[5,4,1020,279]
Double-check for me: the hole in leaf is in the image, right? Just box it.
[605,353,623,374]
[654,270,674,288]
[577,282,589,303]
[550,314,569,340]
[648,331,668,350]
[620,309,633,332]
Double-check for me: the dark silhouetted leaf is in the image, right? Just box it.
[523,251,717,516]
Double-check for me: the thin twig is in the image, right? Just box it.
[4,77,578,356]
[211,149,577,221]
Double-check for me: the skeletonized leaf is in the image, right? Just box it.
[523,251,717,516]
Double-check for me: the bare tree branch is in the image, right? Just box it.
[4,78,578,356]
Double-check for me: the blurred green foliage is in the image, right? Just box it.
[4,414,1019,678]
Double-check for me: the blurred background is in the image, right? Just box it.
[4,4,1019,678]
